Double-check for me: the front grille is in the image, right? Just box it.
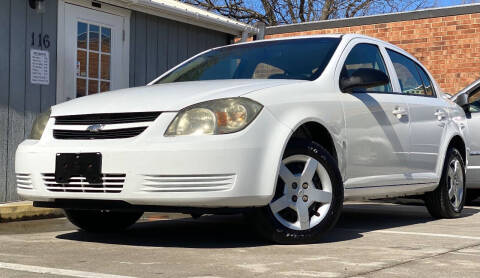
[55,112,161,125]
[53,112,160,140]
[42,173,125,193]
[53,127,147,140]
[16,173,33,190]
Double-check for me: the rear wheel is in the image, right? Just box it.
[425,147,465,218]
[64,209,143,232]
[250,139,343,244]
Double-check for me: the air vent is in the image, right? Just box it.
[42,173,125,193]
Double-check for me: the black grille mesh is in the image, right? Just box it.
[53,127,147,140]
[55,112,161,125]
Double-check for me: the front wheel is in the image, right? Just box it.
[64,209,143,232]
[250,139,344,244]
[425,147,466,218]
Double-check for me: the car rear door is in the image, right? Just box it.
[385,49,447,182]
[338,39,411,188]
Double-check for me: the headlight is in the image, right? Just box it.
[29,108,51,140]
[165,98,263,136]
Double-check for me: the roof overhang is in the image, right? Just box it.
[105,0,258,36]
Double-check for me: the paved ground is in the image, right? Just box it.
[0,200,480,278]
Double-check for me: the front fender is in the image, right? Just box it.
[435,107,470,181]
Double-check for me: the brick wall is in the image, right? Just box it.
[265,13,480,94]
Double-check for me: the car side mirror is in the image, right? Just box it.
[456,93,470,112]
[340,68,390,93]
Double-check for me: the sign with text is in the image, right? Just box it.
[30,49,49,85]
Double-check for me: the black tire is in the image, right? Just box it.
[424,147,466,218]
[466,189,480,206]
[64,209,143,232]
[250,139,344,244]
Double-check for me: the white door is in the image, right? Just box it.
[61,4,129,101]
[385,49,448,178]
[339,41,411,188]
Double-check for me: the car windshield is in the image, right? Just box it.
[155,38,341,84]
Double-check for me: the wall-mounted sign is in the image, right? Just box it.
[30,49,49,85]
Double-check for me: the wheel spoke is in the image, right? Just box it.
[301,158,318,183]
[296,204,310,230]
[448,185,455,199]
[279,163,296,185]
[309,188,332,204]
[454,160,460,176]
[456,187,463,207]
[269,196,290,213]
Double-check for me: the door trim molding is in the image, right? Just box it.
[56,0,130,104]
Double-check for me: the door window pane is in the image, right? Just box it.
[469,88,480,113]
[89,24,99,51]
[100,54,110,80]
[416,65,435,96]
[387,50,426,96]
[76,78,86,97]
[88,52,99,78]
[101,27,111,53]
[77,22,87,49]
[76,21,112,98]
[341,43,392,92]
[100,81,110,92]
[88,80,98,94]
[77,50,87,77]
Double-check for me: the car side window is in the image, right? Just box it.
[468,87,480,113]
[341,43,392,92]
[387,49,429,96]
[416,65,436,97]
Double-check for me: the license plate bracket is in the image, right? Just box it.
[55,153,102,184]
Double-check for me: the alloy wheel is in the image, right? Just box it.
[447,158,464,211]
[269,155,333,231]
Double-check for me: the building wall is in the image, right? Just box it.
[265,6,480,94]
[0,0,58,202]
[129,11,232,87]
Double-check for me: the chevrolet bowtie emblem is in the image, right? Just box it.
[86,124,105,133]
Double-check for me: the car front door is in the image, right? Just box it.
[385,49,447,182]
[460,81,480,187]
[339,41,411,188]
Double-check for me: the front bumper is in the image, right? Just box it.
[16,111,291,208]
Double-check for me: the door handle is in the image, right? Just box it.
[434,110,447,121]
[392,107,408,119]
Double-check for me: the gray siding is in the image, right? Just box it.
[0,0,57,202]
[129,11,232,87]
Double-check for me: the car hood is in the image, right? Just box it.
[51,79,304,116]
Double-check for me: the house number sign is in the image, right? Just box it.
[31,32,50,49]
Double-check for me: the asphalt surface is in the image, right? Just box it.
[0,200,480,278]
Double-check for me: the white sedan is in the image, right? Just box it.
[16,34,469,244]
